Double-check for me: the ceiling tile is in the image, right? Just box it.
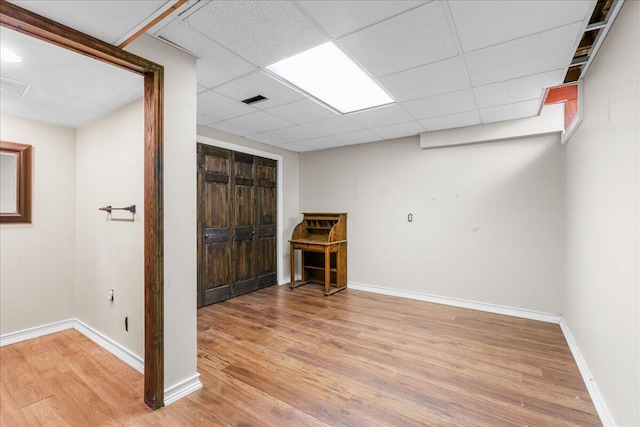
[449,0,594,53]
[378,56,470,102]
[347,104,414,128]
[332,129,382,145]
[473,69,564,109]
[371,121,425,140]
[214,71,306,109]
[298,1,428,38]
[256,126,322,144]
[419,110,481,131]
[206,120,256,137]
[157,21,256,88]
[245,132,284,145]
[197,113,218,126]
[402,89,476,120]
[304,116,363,136]
[13,0,171,44]
[338,2,458,78]
[480,99,541,124]
[298,136,345,151]
[265,99,338,124]
[197,84,208,94]
[275,141,315,152]
[465,22,584,86]
[197,91,256,121]
[184,0,327,66]
[224,111,293,134]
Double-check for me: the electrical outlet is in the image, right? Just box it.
[107,289,114,301]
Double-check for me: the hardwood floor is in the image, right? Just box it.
[0,285,601,426]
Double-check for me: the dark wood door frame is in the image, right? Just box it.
[0,1,165,410]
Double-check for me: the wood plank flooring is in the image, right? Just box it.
[0,285,601,426]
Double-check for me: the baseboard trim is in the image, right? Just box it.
[348,282,562,323]
[0,319,75,347]
[164,373,203,406]
[280,274,302,285]
[559,319,615,426]
[73,319,144,374]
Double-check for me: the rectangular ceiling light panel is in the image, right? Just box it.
[266,42,394,114]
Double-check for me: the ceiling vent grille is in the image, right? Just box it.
[242,94,268,105]
[0,77,31,97]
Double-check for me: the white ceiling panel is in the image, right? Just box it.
[246,132,285,145]
[197,91,256,121]
[378,56,470,102]
[197,84,208,94]
[184,0,327,66]
[214,71,306,109]
[275,141,315,152]
[479,99,542,124]
[13,0,171,44]
[347,104,415,128]
[158,21,256,88]
[338,2,458,78]
[224,111,293,134]
[332,129,382,145]
[449,0,594,53]
[419,110,481,131]
[371,121,426,140]
[265,99,338,125]
[402,89,476,120]
[205,120,257,137]
[197,113,218,126]
[304,116,363,136]
[473,70,564,109]
[298,136,346,151]
[298,0,428,38]
[465,22,584,86]
[255,125,322,143]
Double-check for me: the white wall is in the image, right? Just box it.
[197,126,300,282]
[299,133,565,314]
[126,35,199,394]
[564,1,639,425]
[75,99,144,357]
[0,114,76,334]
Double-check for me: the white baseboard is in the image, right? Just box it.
[348,282,562,323]
[164,373,203,406]
[73,319,144,374]
[0,319,75,347]
[280,274,302,285]
[559,319,615,426]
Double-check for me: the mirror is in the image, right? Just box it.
[0,140,32,223]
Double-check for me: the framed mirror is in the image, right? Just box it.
[0,140,32,223]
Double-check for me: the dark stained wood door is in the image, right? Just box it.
[197,144,277,308]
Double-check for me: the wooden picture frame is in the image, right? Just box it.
[0,140,32,224]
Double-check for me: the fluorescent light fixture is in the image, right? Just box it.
[266,42,393,114]
[1,47,22,63]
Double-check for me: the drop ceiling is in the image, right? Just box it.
[2,0,598,151]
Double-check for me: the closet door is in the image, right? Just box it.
[256,157,277,289]
[231,152,257,296]
[198,145,232,306]
[197,144,278,307]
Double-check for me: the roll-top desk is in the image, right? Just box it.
[289,213,347,295]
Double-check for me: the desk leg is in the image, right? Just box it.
[290,243,295,288]
[324,246,331,295]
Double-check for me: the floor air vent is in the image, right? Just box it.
[0,77,31,96]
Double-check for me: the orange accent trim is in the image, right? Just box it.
[118,0,188,49]
[545,84,578,130]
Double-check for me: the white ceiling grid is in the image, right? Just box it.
[150,0,592,152]
[4,0,595,151]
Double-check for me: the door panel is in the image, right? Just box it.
[197,144,277,307]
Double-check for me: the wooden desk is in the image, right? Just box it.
[289,213,347,296]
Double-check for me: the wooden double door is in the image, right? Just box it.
[197,144,277,308]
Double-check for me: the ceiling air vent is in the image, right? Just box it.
[241,94,268,105]
[0,77,31,96]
